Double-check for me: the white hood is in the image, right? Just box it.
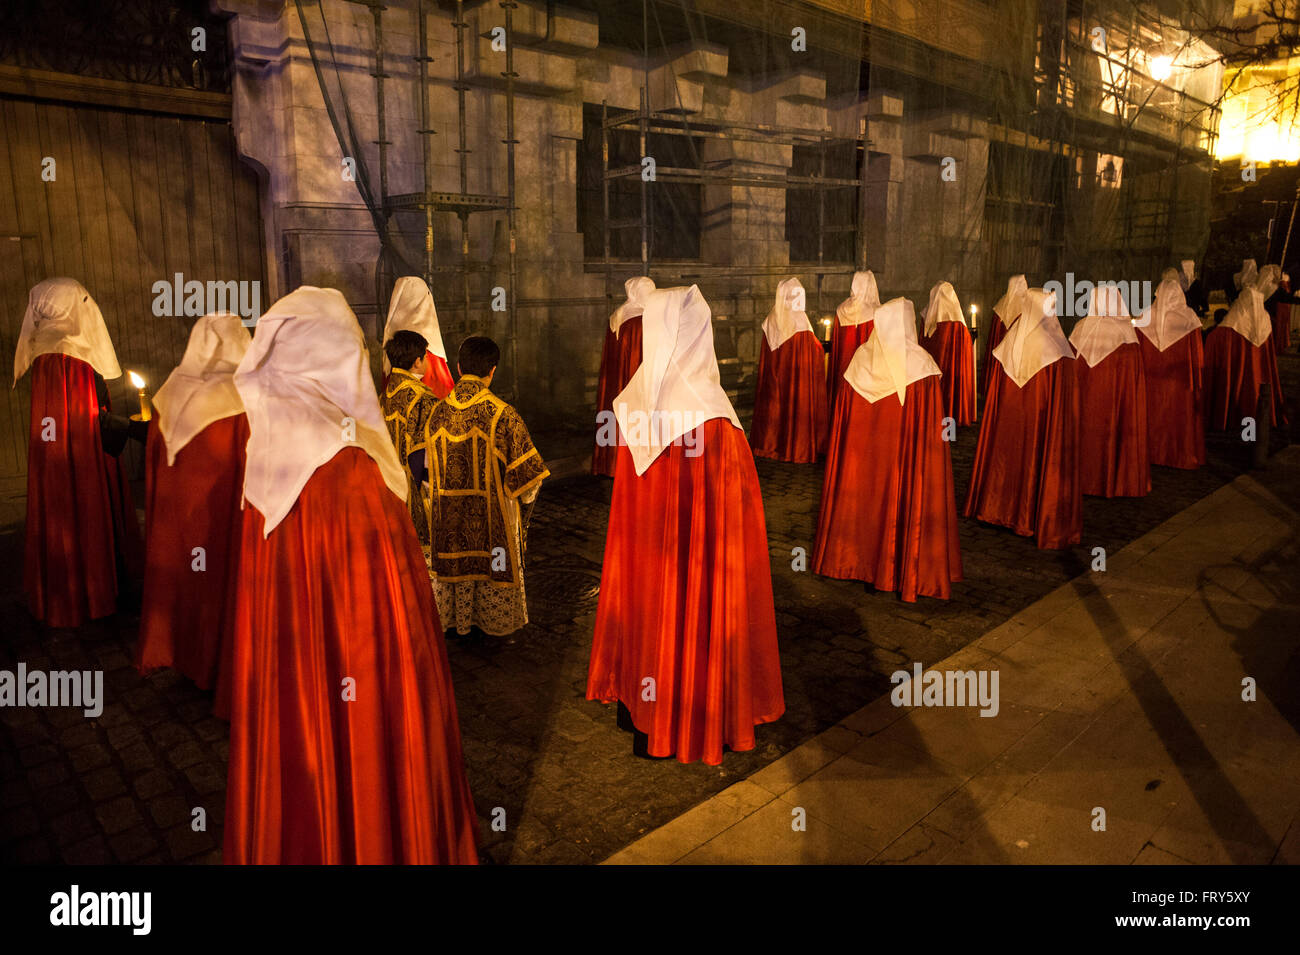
[152,313,251,465]
[13,277,122,385]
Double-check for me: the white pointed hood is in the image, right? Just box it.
[1234,258,1258,291]
[992,287,1074,387]
[843,297,941,405]
[613,285,741,476]
[153,313,250,465]
[13,277,122,385]
[1137,276,1202,352]
[610,276,656,335]
[992,274,1029,328]
[762,277,815,350]
[235,286,407,535]
[1068,284,1137,367]
[836,270,881,327]
[1179,259,1195,291]
[921,281,965,337]
[382,276,447,376]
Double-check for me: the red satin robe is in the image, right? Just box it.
[751,331,829,463]
[980,313,1012,398]
[587,420,785,766]
[136,413,249,718]
[813,376,962,601]
[922,321,977,426]
[1138,332,1206,470]
[828,318,872,408]
[964,358,1082,550]
[1076,343,1150,497]
[23,353,142,627]
[1203,326,1288,429]
[224,448,479,864]
[592,316,644,477]
[1273,284,1292,352]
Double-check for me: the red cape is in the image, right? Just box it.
[980,312,1012,398]
[828,318,872,409]
[23,353,142,627]
[964,357,1082,549]
[1272,287,1292,351]
[1076,343,1150,497]
[224,447,479,864]
[1139,331,1206,470]
[813,376,962,601]
[751,331,829,463]
[592,315,643,477]
[136,413,248,718]
[587,420,785,766]
[1203,326,1288,429]
[922,321,977,426]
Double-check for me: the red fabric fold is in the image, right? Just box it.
[136,413,249,718]
[1076,343,1151,497]
[751,331,829,463]
[1203,326,1288,429]
[423,351,455,399]
[979,312,1012,398]
[828,318,872,409]
[922,321,977,426]
[224,447,479,864]
[1139,332,1206,470]
[813,376,963,601]
[592,316,643,477]
[587,420,785,766]
[964,358,1082,549]
[23,353,142,627]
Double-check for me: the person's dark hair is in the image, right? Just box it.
[385,330,428,371]
[458,335,500,378]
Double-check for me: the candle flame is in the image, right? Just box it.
[128,371,145,389]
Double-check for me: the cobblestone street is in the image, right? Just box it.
[2,352,1297,865]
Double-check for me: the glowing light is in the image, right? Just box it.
[128,371,146,389]
[1149,55,1173,82]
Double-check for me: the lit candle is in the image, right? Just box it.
[969,304,978,328]
[128,370,152,422]
[820,316,833,342]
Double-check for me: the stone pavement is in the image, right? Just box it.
[1,351,1297,865]
[605,447,1300,864]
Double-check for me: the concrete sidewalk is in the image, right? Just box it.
[604,450,1300,865]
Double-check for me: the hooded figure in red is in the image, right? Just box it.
[920,280,976,426]
[981,274,1028,397]
[828,270,881,409]
[224,286,478,864]
[381,276,454,398]
[136,314,251,717]
[14,278,142,628]
[814,297,963,601]
[1204,265,1288,430]
[965,287,1081,549]
[750,277,829,462]
[593,276,653,476]
[588,284,785,766]
[1068,285,1150,497]
[1136,270,1206,469]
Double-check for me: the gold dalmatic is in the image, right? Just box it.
[381,367,437,545]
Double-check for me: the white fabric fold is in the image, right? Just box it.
[1068,284,1137,367]
[152,314,250,465]
[13,277,122,385]
[235,286,407,535]
[992,274,1029,328]
[992,287,1074,387]
[1234,258,1258,291]
[613,284,741,476]
[1137,277,1202,352]
[382,276,448,376]
[921,281,965,337]
[762,277,815,350]
[836,270,881,327]
[843,297,941,405]
[610,276,656,335]
[1179,259,1195,291]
